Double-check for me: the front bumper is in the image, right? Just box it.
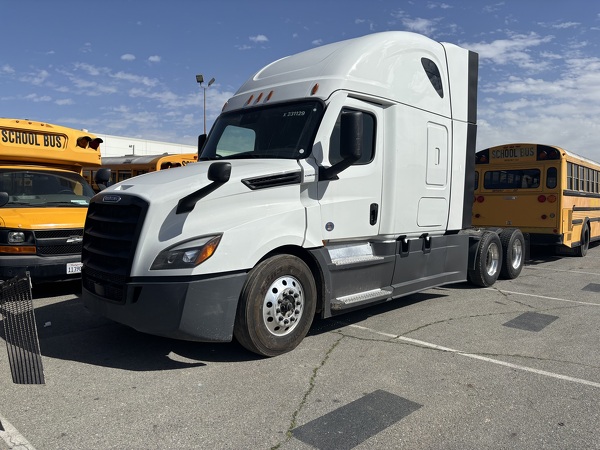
[82,271,247,342]
[0,254,82,283]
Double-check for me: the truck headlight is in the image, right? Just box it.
[150,235,221,270]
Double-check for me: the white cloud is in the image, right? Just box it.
[19,69,49,86]
[391,10,439,35]
[462,32,554,70]
[55,98,74,106]
[249,34,268,43]
[0,64,15,74]
[552,21,580,29]
[148,55,161,63]
[121,54,136,61]
[24,93,51,102]
[402,17,438,35]
[112,71,158,87]
[312,39,323,46]
[74,63,109,76]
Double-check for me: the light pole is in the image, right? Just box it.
[196,74,215,134]
[129,144,135,155]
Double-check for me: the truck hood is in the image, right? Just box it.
[0,207,87,229]
[100,158,305,203]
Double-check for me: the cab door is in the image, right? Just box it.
[315,97,383,242]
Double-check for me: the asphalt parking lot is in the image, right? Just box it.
[1,243,599,450]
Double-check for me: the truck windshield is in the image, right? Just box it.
[200,100,324,161]
[0,169,96,207]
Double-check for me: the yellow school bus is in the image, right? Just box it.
[83,153,197,190]
[473,143,600,256]
[0,118,102,282]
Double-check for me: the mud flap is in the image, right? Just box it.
[0,273,45,384]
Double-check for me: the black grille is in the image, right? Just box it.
[33,229,83,256]
[82,194,148,302]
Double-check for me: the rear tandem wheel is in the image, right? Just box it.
[468,231,502,287]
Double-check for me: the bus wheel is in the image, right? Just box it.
[576,222,590,257]
[499,228,525,279]
[468,231,502,287]
[234,255,317,357]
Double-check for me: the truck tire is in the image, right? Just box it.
[499,228,525,279]
[575,222,590,257]
[468,231,502,287]
[234,254,317,357]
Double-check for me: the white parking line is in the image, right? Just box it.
[485,288,600,306]
[0,413,36,450]
[349,324,600,389]
[526,266,600,276]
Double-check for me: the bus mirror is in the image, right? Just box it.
[198,134,207,156]
[94,168,112,191]
[0,192,8,208]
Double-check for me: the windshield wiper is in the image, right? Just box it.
[43,201,88,207]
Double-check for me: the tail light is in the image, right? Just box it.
[538,195,546,202]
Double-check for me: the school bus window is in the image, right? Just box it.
[118,171,132,182]
[474,171,479,190]
[567,162,573,190]
[483,169,540,190]
[546,167,557,189]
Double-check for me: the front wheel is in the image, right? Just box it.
[468,231,502,287]
[499,228,525,279]
[234,255,317,357]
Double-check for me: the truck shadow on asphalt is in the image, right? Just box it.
[2,243,590,373]
[1,285,445,372]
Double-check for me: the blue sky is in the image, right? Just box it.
[3,1,600,161]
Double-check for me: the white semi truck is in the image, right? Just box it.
[81,31,524,356]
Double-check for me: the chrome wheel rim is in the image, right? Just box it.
[262,275,304,336]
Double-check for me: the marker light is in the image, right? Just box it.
[0,246,36,254]
[311,83,319,95]
[547,194,557,203]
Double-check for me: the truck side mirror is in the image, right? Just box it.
[94,168,112,191]
[0,192,8,208]
[177,162,231,214]
[198,134,207,156]
[339,111,363,161]
[207,160,231,183]
[319,111,363,181]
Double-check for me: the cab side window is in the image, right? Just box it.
[329,108,375,165]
